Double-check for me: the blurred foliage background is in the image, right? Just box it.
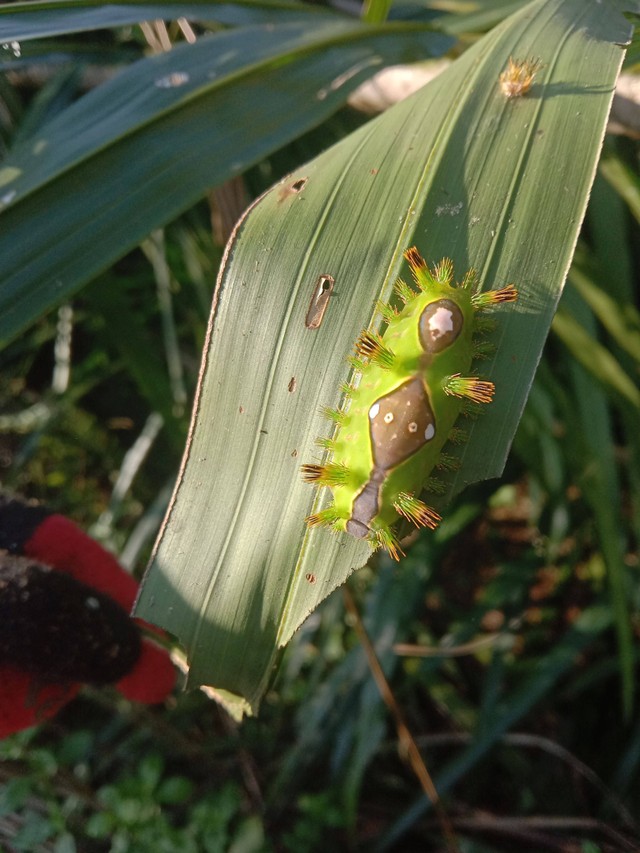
[1,0,639,851]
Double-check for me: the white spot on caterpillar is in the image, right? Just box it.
[425,424,435,440]
[408,422,418,433]
[428,307,454,339]
[384,412,394,424]
[369,402,380,419]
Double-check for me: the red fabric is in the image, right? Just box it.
[24,515,138,610]
[0,512,176,737]
[117,639,177,704]
[0,667,80,739]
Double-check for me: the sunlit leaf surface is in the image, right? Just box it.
[135,0,629,712]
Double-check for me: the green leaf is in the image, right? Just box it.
[560,284,635,715]
[552,309,640,410]
[435,0,529,36]
[600,147,640,224]
[568,252,640,366]
[362,0,393,26]
[157,776,194,804]
[0,0,341,41]
[135,0,630,711]
[0,18,450,346]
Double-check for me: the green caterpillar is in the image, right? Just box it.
[301,247,517,560]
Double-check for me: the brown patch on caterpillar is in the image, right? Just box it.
[346,468,385,539]
[419,299,464,353]
[368,378,436,470]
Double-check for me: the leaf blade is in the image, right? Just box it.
[135,0,630,709]
[0,0,338,41]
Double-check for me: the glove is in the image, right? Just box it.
[0,498,176,737]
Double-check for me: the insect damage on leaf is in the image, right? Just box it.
[302,247,518,560]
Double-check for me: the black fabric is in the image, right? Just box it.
[0,498,49,554]
[0,555,141,684]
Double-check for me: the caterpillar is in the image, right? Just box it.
[301,247,517,560]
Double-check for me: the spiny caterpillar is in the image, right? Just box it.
[301,247,517,560]
[499,57,542,99]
